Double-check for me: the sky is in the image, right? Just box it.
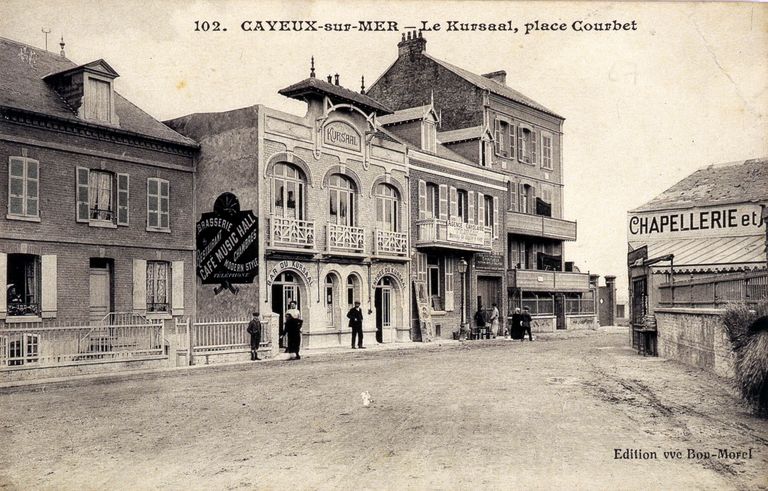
[2,0,767,300]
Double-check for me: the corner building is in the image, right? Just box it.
[168,75,411,348]
[368,32,595,334]
[0,38,197,332]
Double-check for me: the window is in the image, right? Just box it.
[541,132,553,170]
[518,127,537,164]
[426,183,439,219]
[427,255,443,311]
[484,195,493,227]
[146,261,170,313]
[76,168,128,226]
[521,184,533,214]
[456,190,468,223]
[375,183,400,231]
[147,178,169,231]
[7,254,41,316]
[346,274,361,310]
[494,118,511,157]
[84,77,113,123]
[6,334,39,366]
[273,163,306,220]
[421,119,437,153]
[325,274,337,326]
[7,156,39,219]
[328,174,356,226]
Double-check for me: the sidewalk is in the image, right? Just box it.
[0,327,627,392]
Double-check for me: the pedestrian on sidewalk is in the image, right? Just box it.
[474,306,487,339]
[285,301,303,360]
[247,311,262,361]
[347,301,365,349]
[510,307,523,340]
[522,306,533,342]
[489,303,500,338]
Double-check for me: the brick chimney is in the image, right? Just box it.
[398,30,427,58]
[482,70,506,85]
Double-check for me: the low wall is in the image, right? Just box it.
[0,356,169,383]
[655,308,735,379]
[566,314,597,330]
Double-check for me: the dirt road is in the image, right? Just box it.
[1,330,766,490]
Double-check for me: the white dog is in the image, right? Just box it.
[361,391,373,407]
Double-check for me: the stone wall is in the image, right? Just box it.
[655,308,735,379]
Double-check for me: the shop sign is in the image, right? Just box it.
[628,203,764,240]
[266,260,314,287]
[475,253,504,270]
[447,220,486,246]
[373,266,405,287]
[323,120,361,152]
[196,193,259,291]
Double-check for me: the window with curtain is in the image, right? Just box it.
[85,77,112,122]
[328,174,356,226]
[89,170,113,221]
[375,183,400,232]
[146,261,169,312]
[273,163,306,220]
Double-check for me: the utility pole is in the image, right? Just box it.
[41,28,51,51]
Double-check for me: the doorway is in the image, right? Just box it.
[270,271,302,347]
[89,258,113,324]
[477,276,501,323]
[374,276,393,343]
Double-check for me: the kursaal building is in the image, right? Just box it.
[168,32,597,346]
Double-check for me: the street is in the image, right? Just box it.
[1,329,766,490]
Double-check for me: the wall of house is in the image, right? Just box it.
[656,308,735,379]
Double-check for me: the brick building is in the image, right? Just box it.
[167,71,411,348]
[0,37,197,337]
[367,32,595,333]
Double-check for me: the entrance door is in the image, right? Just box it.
[271,272,302,348]
[375,277,393,343]
[477,277,501,330]
[554,293,566,330]
[89,259,112,324]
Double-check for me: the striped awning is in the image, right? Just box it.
[629,235,767,273]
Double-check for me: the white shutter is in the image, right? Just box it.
[117,173,129,226]
[0,253,6,318]
[478,192,485,227]
[418,180,427,220]
[76,167,90,222]
[133,259,147,313]
[449,186,458,219]
[171,260,184,316]
[509,124,516,160]
[468,191,475,224]
[531,130,538,164]
[493,196,500,239]
[41,255,57,318]
[509,181,518,212]
[517,127,524,161]
[416,252,427,283]
[438,184,448,221]
[493,118,500,154]
[444,257,454,311]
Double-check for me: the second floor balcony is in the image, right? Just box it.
[326,223,365,255]
[268,217,316,252]
[373,229,409,258]
[507,268,591,291]
[415,218,492,252]
[505,211,577,241]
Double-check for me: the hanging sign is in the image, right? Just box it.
[196,193,259,292]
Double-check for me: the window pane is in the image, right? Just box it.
[160,181,169,197]
[9,196,23,215]
[148,210,158,228]
[148,179,158,196]
[9,160,24,177]
[26,199,37,216]
[160,196,169,213]
[9,177,23,196]
[160,213,169,229]
[27,161,38,179]
[27,179,38,199]
[148,195,158,212]
[118,207,128,224]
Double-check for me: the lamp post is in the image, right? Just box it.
[458,258,468,340]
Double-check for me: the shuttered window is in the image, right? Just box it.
[7,156,39,219]
[147,178,170,231]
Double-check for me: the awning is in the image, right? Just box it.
[629,235,766,273]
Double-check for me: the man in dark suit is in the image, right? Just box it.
[247,312,262,360]
[522,306,533,342]
[347,301,365,349]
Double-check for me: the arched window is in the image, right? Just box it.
[521,184,531,214]
[325,273,339,326]
[328,174,356,226]
[273,163,306,220]
[375,183,400,232]
[346,274,361,310]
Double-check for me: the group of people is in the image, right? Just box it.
[510,306,534,341]
[246,300,367,362]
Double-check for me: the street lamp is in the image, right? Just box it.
[457,258,468,339]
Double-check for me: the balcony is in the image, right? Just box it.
[505,211,577,241]
[415,218,492,252]
[326,223,365,255]
[373,229,409,258]
[508,269,591,292]
[268,217,316,252]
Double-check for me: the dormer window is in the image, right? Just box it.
[421,117,437,153]
[44,59,120,126]
[84,76,113,123]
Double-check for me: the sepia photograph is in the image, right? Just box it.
[0,1,766,489]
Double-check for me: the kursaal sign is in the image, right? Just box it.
[197,193,259,294]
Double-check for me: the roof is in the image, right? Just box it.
[0,36,196,147]
[632,158,768,212]
[374,121,476,166]
[630,235,766,273]
[278,77,392,116]
[438,125,484,144]
[378,104,432,125]
[424,54,564,120]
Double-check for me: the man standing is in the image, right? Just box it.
[521,306,533,342]
[247,312,262,361]
[347,301,365,349]
[489,303,500,338]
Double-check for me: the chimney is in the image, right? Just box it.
[398,30,427,59]
[334,73,339,86]
[482,70,506,85]
[59,36,66,58]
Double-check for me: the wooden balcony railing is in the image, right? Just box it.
[373,229,408,257]
[326,223,365,254]
[269,217,315,249]
[415,218,492,251]
[505,211,577,241]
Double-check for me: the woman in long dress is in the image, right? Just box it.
[284,301,302,360]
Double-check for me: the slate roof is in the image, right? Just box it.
[374,125,475,166]
[629,236,766,272]
[278,77,392,116]
[438,125,484,144]
[377,104,432,125]
[632,158,768,212]
[424,54,564,120]
[0,36,196,147]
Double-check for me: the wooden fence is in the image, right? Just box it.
[658,269,768,308]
